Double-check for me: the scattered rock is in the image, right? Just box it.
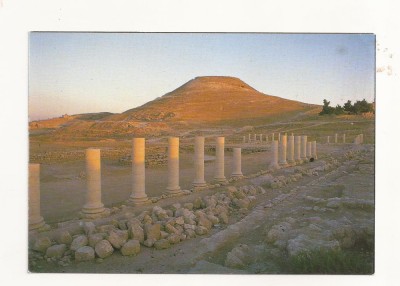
[128,224,145,243]
[88,233,106,248]
[197,215,212,230]
[55,230,72,245]
[224,244,252,269]
[107,229,128,249]
[193,197,204,209]
[143,238,156,248]
[45,244,67,259]
[183,203,194,210]
[95,240,114,258]
[70,235,88,251]
[154,239,171,250]
[195,226,209,235]
[82,222,96,235]
[33,237,52,253]
[121,240,141,256]
[75,246,95,262]
[96,224,116,233]
[144,223,161,241]
[168,234,181,244]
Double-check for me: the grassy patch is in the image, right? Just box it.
[281,248,374,274]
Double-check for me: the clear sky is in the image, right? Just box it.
[29,33,375,121]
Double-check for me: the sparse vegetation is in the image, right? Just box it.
[282,248,374,274]
[320,99,374,116]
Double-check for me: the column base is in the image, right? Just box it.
[214,176,227,182]
[129,195,151,206]
[279,160,288,167]
[29,216,46,231]
[269,163,280,170]
[81,203,105,215]
[79,208,111,219]
[231,173,243,178]
[192,181,207,188]
[165,186,185,196]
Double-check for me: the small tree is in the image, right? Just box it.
[343,100,354,113]
[319,99,335,115]
[334,104,344,115]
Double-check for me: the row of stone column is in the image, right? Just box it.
[270,134,317,169]
[29,136,243,230]
[244,132,286,143]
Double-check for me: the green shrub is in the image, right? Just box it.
[283,248,374,274]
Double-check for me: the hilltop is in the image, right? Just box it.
[29,76,319,140]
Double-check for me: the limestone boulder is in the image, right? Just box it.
[128,224,144,243]
[225,244,252,269]
[207,214,220,225]
[121,240,140,256]
[183,203,194,210]
[195,226,209,235]
[287,234,340,256]
[143,238,156,248]
[94,240,114,258]
[33,236,52,253]
[154,239,171,250]
[193,197,205,209]
[88,233,106,248]
[144,223,161,241]
[45,244,67,259]
[55,230,72,245]
[75,246,95,262]
[165,223,179,235]
[185,229,196,239]
[218,212,229,224]
[175,216,185,225]
[127,218,142,228]
[118,220,128,230]
[70,235,88,251]
[96,224,116,233]
[82,221,96,235]
[197,215,212,230]
[168,234,181,244]
[107,229,128,249]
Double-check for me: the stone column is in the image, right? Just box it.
[231,148,243,178]
[269,140,280,169]
[129,138,149,204]
[343,134,346,144]
[307,142,312,158]
[82,148,106,215]
[327,136,330,144]
[278,133,281,142]
[287,134,295,164]
[193,136,207,187]
[301,135,308,160]
[243,136,246,144]
[334,133,338,143]
[279,134,288,166]
[294,135,302,163]
[166,137,181,194]
[272,133,275,141]
[312,141,318,159]
[248,134,251,142]
[214,137,226,182]
[259,134,263,143]
[29,163,46,230]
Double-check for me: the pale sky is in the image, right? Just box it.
[29,33,375,121]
